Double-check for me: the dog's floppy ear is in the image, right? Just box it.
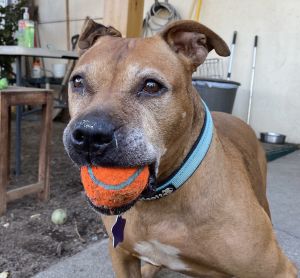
[78,19,122,54]
[160,20,230,71]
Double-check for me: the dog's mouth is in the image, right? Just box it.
[63,122,160,215]
[84,163,157,216]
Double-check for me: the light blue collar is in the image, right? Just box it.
[142,101,213,200]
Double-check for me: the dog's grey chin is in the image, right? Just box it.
[86,196,138,216]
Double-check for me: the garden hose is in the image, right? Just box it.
[143,0,181,37]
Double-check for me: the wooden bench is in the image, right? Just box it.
[0,86,53,215]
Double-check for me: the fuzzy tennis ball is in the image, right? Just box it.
[81,166,149,209]
[51,209,67,225]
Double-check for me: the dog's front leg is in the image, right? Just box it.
[109,241,142,278]
[141,263,162,278]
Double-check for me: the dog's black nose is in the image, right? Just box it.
[71,113,116,152]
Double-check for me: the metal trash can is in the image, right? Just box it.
[192,78,240,114]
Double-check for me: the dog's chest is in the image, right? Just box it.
[133,240,189,271]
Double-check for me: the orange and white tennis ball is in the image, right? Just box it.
[81,166,149,208]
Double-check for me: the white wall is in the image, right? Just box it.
[36,0,300,143]
[35,0,103,73]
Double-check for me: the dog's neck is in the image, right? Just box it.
[156,86,205,182]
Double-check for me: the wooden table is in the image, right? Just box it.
[0,86,53,215]
[0,46,78,175]
[0,46,78,59]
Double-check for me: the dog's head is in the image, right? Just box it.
[63,19,229,214]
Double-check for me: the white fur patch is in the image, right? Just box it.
[134,240,189,271]
[182,112,186,118]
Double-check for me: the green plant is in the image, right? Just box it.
[0,0,28,78]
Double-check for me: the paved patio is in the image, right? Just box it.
[34,151,300,278]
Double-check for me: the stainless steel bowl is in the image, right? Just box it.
[260,132,286,144]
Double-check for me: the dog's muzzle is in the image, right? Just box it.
[64,111,157,167]
[63,111,159,214]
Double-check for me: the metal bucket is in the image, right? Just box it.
[192,78,240,114]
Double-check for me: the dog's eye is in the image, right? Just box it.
[141,79,163,95]
[72,75,84,88]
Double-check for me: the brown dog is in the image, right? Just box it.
[63,19,298,277]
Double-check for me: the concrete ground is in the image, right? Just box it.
[34,151,300,278]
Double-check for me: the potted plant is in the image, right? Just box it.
[0,0,28,78]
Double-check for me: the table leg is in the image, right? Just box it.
[0,96,9,215]
[38,94,53,201]
[15,56,22,176]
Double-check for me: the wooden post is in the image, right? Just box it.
[103,0,145,38]
[65,0,70,50]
